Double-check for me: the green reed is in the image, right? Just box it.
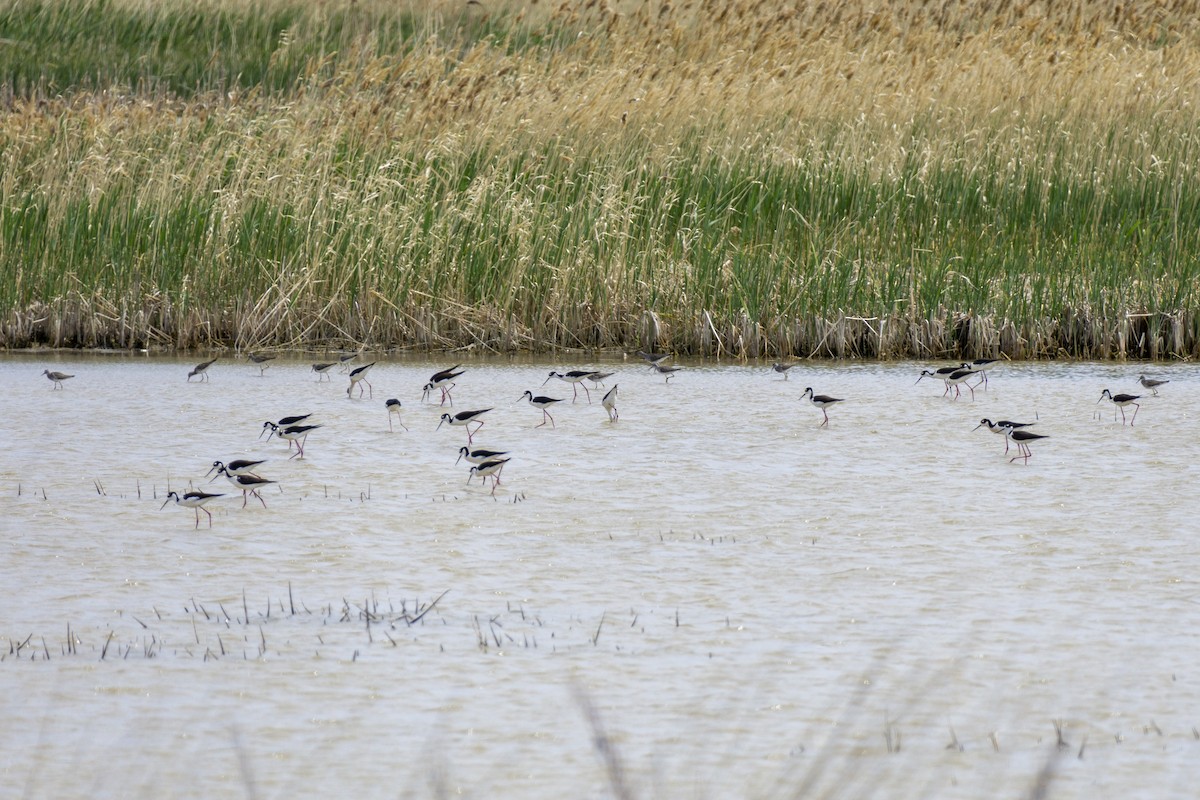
[1,0,1198,358]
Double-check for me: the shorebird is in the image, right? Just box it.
[469,458,510,495]
[1138,375,1169,396]
[944,368,978,401]
[973,419,1036,454]
[636,350,671,366]
[456,446,510,466]
[386,398,409,432]
[586,371,615,388]
[276,424,322,458]
[916,364,970,396]
[213,466,275,508]
[206,459,267,480]
[602,385,619,421]
[422,365,464,406]
[1099,389,1141,425]
[260,415,313,450]
[544,370,597,402]
[42,369,73,389]
[312,362,336,381]
[438,409,491,443]
[187,357,218,382]
[1007,429,1049,464]
[161,490,224,529]
[347,362,375,398]
[800,387,843,426]
[520,390,563,428]
[248,353,276,376]
[772,363,798,380]
[652,364,681,383]
[967,358,1000,389]
[338,352,361,373]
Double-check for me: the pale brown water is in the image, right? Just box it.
[2,353,1198,798]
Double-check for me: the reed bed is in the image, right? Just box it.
[2,0,1198,358]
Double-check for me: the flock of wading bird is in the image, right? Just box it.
[38,350,1172,528]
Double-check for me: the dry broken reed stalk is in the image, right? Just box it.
[0,0,1197,358]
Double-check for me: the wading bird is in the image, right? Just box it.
[438,409,491,443]
[422,365,464,406]
[1099,389,1141,425]
[520,390,563,428]
[800,387,844,427]
[188,357,218,382]
[161,490,224,529]
[42,369,73,389]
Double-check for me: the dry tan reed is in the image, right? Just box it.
[2,0,1198,358]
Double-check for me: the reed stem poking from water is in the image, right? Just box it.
[1,0,1198,359]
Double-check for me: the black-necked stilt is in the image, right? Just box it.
[161,490,224,529]
[456,446,510,466]
[42,369,73,389]
[602,384,618,421]
[973,419,1036,454]
[652,364,681,383]
[438,409,491,443]
[944,368,978,400]
[1138,375,1169,396]
[338,351,361,373]
[469,457,509,495]
[916,364,969,396]
[519,390,563,428]
[1006,429,1049,464]
[543,370,597,402]
[772,363,797,380]
[800,387,843,426]
[312,362,336,381]
[248,353,276,376]
[586,371,615,388]
[206,459,267,480]
[214,466,276,508]
[422,365,464,406]
[276,424,322,458]
[188,357,218,382]
[636,350,671,366]
[347,362,375,398]
[259,415,313,448]
[968,358,1000,389]
[1099,389,1141,425]
[386,398,409,432]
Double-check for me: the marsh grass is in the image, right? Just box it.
[2,0,1198,357]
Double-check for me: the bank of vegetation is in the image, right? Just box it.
[1,0,1198,358]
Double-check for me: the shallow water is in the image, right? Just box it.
[2,353,1198,798]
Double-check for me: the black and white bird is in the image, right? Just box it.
[973,419,1036,454]
[276,424,322,458]
[456,446,510,466]
[1006,429,1049,464]
[469,458,510,495]
[967,358,1000,389]
[42,369,74,389]
[602,385,619,422]
[347,362,376,398]
[438,409,491,443]
[543,370,598,402]
[916,364,970,396]
[1138,375,1169,396]
[260,414,313,449]
[187,357,218,382]
[1099,389,1141,425]
[944,368,979,401]
[161,490,224,529]
[520,390,563,428]
[213,465,276,508]
[423,365,465,406]
[800,387,844,426]
[386,398,408,432]
[206,459,267,480]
